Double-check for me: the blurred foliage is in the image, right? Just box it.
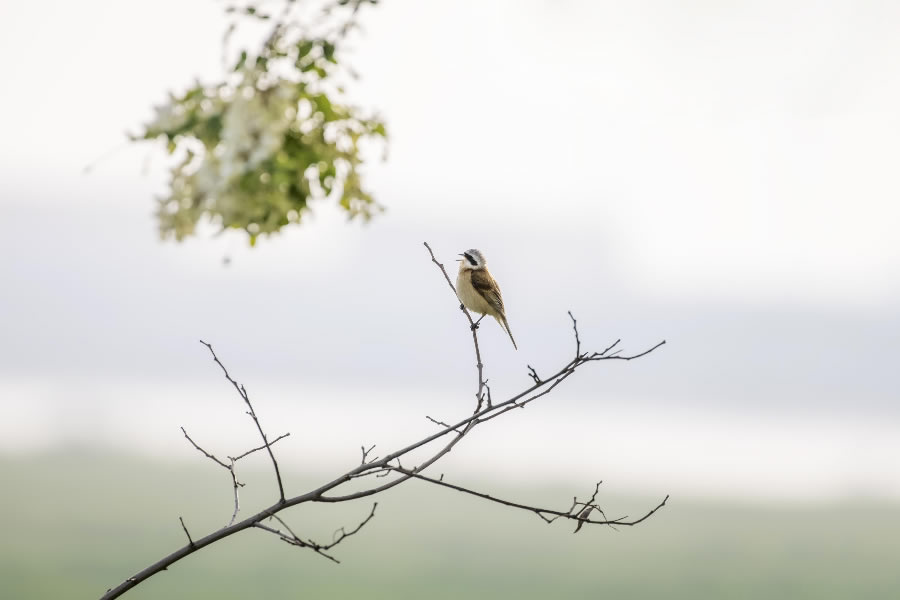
[135,0,386,245]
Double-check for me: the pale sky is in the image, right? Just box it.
[1,0,899,500]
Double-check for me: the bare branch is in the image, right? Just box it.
[180,427,244,526]
[360,444,378,465]
[425,415,462,433]
[179,517,194,547]
[391,468,667,529]
[599,339,620,355]
[423,241,486,408]
[255,503,378,564]
[320,336,664,503]
[477,370,577,425]
[568,310,582,358]
[324,502,378,550]
[199,340,287,503]
[321,336,664,502]
[422,241,464,310]
[229,433,291,462]
[590,340,666,361]
[100,244,666,600]
[254,522,339,563]
[180,427,230,470]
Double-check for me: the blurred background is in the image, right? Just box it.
[1,0,899,598]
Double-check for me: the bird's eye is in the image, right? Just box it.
[464,253,477,266]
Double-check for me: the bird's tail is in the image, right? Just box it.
[498,315,518,350]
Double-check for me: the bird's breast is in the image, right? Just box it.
[457,270,494,316]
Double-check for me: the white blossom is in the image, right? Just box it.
[220,80,297,177]
[146,95,186,134]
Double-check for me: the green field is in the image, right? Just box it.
[2,450,898,599]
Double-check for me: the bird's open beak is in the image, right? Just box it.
[456,253,464,262]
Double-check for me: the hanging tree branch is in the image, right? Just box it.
[99,243,666,600]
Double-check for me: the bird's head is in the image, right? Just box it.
[457,249,487,271]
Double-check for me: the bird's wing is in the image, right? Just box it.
[470,269,505,316]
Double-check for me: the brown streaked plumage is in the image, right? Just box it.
[456,249,517,350]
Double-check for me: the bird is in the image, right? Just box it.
[456,248,517,350]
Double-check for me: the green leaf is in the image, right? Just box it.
[322,41,336,63]
[296,40,315,60]
[233,50,248,72]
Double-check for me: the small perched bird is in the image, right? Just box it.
[456,249,517,350]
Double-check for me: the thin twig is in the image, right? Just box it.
[360,444,377,465]
[181,427,244,526]
[423,242,486,409]
[426,415,463,433]
[255,503,378,564]
[199,340,287,503]
[596,339,621,356]
[393,467,667,528]
[326,502,378,549]
[593,339,666,361]
[568,311,582,358]
[230,433,291,462]
[180,427,230,470]
[179,517,194,547]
